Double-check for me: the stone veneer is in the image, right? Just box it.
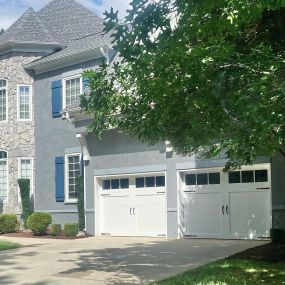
[0,52,43,214]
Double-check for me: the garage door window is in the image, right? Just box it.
[102,178,129,190]
[136,176,165,188]
[185,172,220,186]
[229,169,268,184]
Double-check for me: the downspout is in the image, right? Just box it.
[100,46,110,65]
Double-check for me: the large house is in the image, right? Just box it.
[0,0,284,239]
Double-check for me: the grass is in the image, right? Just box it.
[152,259,285,285]
[0,240,21,251]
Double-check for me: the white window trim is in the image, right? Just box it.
[0,149,8,203]
[65,153,81,204]
[0,78,8,123]
[17,84,33,121]
[62,75,83,110]
[17,157,34,202]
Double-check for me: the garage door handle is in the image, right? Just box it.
[133,207,136,216]
[256,187,270,190]
[130,207,132,215]
[222,205,225,215]
[226,205,229,215]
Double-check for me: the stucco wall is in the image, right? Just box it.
[0,52,42,214]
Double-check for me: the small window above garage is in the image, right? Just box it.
[185,172,220,186]
[228,169,268,184]
[135,175,165,188]
[102,178,129,190]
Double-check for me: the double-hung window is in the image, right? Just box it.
[0,151,8,201]
[18,85,32,120]
[63,76,82,109]
[18,158,33,191]
[0,79,7,122]
[65,154,81,202]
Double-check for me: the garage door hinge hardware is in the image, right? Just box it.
[256,187,270,190]
[184,234,198,238]
[184,191,196,193]
[101,194,111,196]
[156,191,166,194]
[157,234,166,237]
[101,233,111,236]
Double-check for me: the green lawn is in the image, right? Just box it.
[152,259,285,285]
[0,240,21,251]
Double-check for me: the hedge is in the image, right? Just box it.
[27,212,52,235]
[0,214,18,234]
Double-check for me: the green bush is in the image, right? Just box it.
[271,228,285,244]
[76,176,85,231]
[27,212,52,235]
[18,179,31,229]
[0,214,18,234]
[64,223,79,236]
[50,224,61,236]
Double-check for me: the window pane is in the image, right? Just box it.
[255,170,268,182]
[185,174,196,186]
[229,171,241,183]
[197,173,208,185]
[120,178,129,189]
[67,155,80,199]
[102,179,110,190]
[136,177,144,188]
[242,171,254,183]
[209,173,220,185]
[146,176,155,187]
[111,179,120,189]
[156,176,165,187]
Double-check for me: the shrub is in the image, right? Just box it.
[27,212,52,235]
[50,224,61,236]
[64,223,79,236]
[76,176,85,231]
[18,179,31,229]
[271,228,285,244]
[0,214,18,234]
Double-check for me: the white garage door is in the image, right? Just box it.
[180,164,271,239]
[99,173,166,237]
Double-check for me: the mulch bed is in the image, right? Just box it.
[2,230,91,240]
[228,242,285,262]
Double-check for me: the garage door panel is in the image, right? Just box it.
[184,193,223,237]
[229,191,271,239]
[135,194,166,236]
[101,195,134,235]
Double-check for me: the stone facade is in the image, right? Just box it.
[0,52,43,214]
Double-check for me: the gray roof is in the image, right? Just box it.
[37,0,105,45]
[0,7,60,48]
[0,0,112,71]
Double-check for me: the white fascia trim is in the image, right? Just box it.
[64,152,81,204]
[17,84,33,122]
[0,78,8,123]
[76,134,90,161]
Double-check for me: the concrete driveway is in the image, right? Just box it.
[0,236,267,285]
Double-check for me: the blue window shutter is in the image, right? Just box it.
[52,80,62,118]
[55,156,65,202]
[82,78,89,93]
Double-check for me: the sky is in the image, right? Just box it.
[0,0,130,30]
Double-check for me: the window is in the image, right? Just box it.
[255,170,268,182]
[63,76,82,108]
[0,79,7,121]
[66,154,81,201]
[102,178,130,190]
[229,169,268,184]
[18,85,32,120]
[185,172,220,186]
[135,176,165,188]
[0,151,8,201]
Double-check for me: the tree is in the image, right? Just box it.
[81,0,285,170]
